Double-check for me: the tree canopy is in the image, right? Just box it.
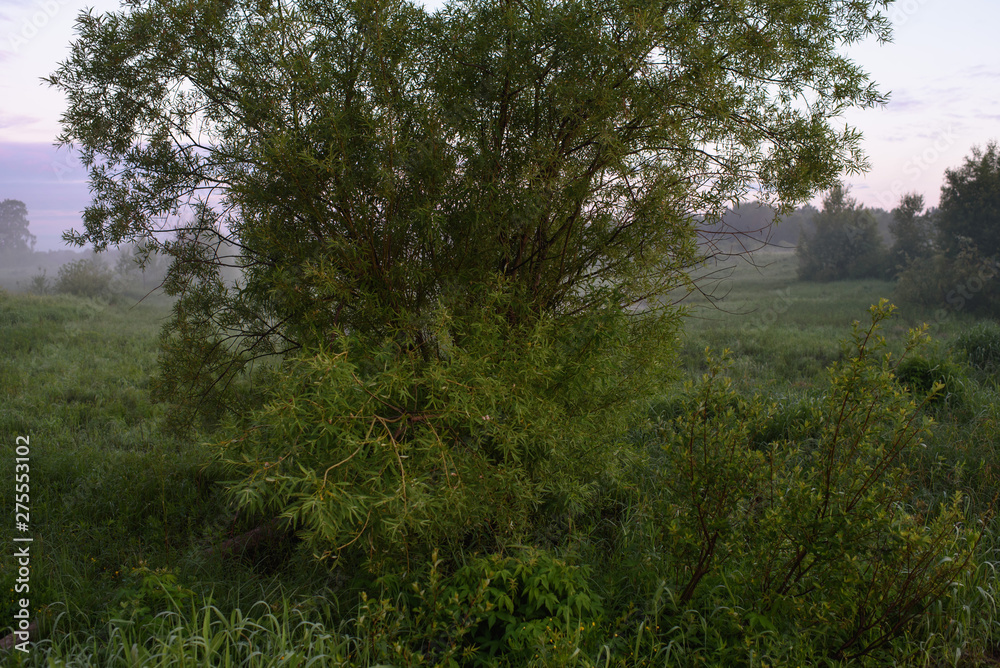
[887,192,932,274]
[0,199,36,255]
[49,0,894,562]
[936,141,1000,257]
[49,0,889,384]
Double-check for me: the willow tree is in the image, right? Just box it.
[49,0,892,562]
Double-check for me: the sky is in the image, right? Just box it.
[0,0,997,251]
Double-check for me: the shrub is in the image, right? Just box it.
[628,301,978,663]
[54,258,114,298]
[894,352,967,408]
[892,254,942,308]
[28,269,50,295]
[953,320,1000,374]
[894,238,1000,316]
[214,290,674,573]
[357,548,601,667]
[649,385,823,452]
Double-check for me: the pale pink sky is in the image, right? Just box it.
[1,0,997,250]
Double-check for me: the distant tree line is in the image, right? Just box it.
[715,141,1000,317]
[893,142,1000,316]
[706,195,896,251]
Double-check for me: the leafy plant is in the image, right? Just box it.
[953,320,1000,375]
[111,564,196,627]
[54,257,114,299]
[356,548,601,667]
[215,290,671,572]
[895,351,967,408]
[450,549,601,663]
[638,301,978,662]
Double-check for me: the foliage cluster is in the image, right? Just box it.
[48,0,891,433]
[893,142,1000,315]
[23,249,173,302]
[6,277,1000,665]
[214,289,675,572]
[53,257,114,299]
[896,354,966,409]
[953,319,1000,375]
[355,549,601,667]
[618,301,977,663]
[894,235,1000,315]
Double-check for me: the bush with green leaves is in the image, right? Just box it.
[894,236,1000,316]
[894,351,967,409]
[54,257,114,298]
[215,289,674,573]
[953,320,1000,375]
[110,564,197,628]
[624,301,978,663]
[356,548,601,667]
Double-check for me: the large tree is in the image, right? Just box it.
[49,0,888,381]
[48,0,893,561]
[887,192,932,274]
[0,199,36,255]
[936,141,1000,257]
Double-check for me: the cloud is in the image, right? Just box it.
[0,112,42,129]
[960,64,1000,81]
[883,92,928,113]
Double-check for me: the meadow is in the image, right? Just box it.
[2,249,1000,666]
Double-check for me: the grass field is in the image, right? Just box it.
[678,250,981,382]
[2,250,1000,666]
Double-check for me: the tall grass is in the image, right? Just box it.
[4,253,1000,666]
